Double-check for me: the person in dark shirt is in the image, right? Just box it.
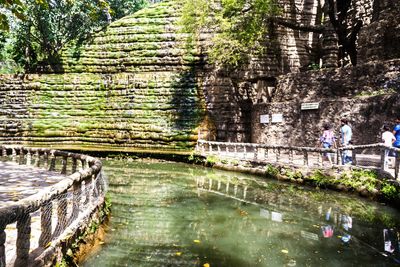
[393,117,400,149]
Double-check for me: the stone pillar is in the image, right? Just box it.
[49,152,56,172]
[61,156,68,175]
[72,158,78,173]
[0,227,6,267]
[15,214,31,267]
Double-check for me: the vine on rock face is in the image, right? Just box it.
[179,0,281,67]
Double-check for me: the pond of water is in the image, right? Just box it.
[83,159,400,267]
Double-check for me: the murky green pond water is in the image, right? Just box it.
[83,159,400,267]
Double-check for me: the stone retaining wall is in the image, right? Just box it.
[0,0,398,150]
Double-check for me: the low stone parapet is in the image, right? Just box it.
[0,146,107,267]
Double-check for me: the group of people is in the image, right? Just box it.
[319,117,400,167]
[319,118,352,165]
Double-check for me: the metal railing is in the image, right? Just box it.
[196,140,400,179]
[0,146,107,267]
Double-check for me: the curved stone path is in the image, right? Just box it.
[0,160,66,206]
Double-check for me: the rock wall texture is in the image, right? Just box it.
[252,59,400,146]
[0,0,398,150]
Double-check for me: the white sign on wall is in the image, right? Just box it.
[301,102,320,110]
[260,114,269,124]
[271,114,283,123]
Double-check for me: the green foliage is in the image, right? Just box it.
[340,169,378,192]
[1,0,150,72]
[179,0,280,66]
[309,170,333,187]
[381,182,399,200]
[206,155,218,166]
[265,164,279,177]
[0,0,25,31]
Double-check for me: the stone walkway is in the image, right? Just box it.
[0,160,65,206]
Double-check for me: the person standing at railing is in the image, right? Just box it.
[382,125,396,170]
[320,123,336,165]
[340,118,352,165]
[393,117,400,152]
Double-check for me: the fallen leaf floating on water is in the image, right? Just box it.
[203,264,210,267]
[194,239,201,243]
[281,249,289,254]
[175,252,182,256]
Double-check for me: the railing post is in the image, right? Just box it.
[217,145,221,155]
[234,145,238,157]
[304,151,309,166]
[318,151,323,166]
[19,148,25,165]
[11,148,16,162]
[72,158,78,173]
[289,149,293,164]
[275,148,280,162]
[395,152,400,180]
[61,156,68,175]
[380,147,386,172]
[43,151,49,169]
[337,149,341,166]
[49,151,56,172]
[15,213,31,267]
[0,226,6,267]
[243,146,247,159]
[352,148,357,166]
[80,159,86,170]
[254,146,258,160]
[1,146,6,157]
[39,202,53,247]
[264,148,268,160]
[209,143,212,154]
[34,150,40,167]
[26,149,32,166]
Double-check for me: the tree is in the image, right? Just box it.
[180,0,363,68]
[3,0,149,72]
[0,0,25,31]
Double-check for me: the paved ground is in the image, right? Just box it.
[0,160,65,206]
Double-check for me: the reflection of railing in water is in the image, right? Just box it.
[195,175,400,262]
[0,146,107,266]
[196,140,400,179]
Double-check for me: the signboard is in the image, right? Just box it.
[271,114,283,123]
[301,102,320,110]
[260,114,269,124]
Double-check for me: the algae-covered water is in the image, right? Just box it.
[83,159,400,267]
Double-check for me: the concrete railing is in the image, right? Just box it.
[196,140,400,179]
[0,146,107,267]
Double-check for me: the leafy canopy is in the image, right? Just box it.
[179,0,280,66]
[1,0,148,72]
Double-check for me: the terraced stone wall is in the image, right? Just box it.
[0,0,397,150]
[0,72,205,150]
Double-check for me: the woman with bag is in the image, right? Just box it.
[320,123,336,165]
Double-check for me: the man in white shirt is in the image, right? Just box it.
[382,125,396,170]
[340,118,353,164]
